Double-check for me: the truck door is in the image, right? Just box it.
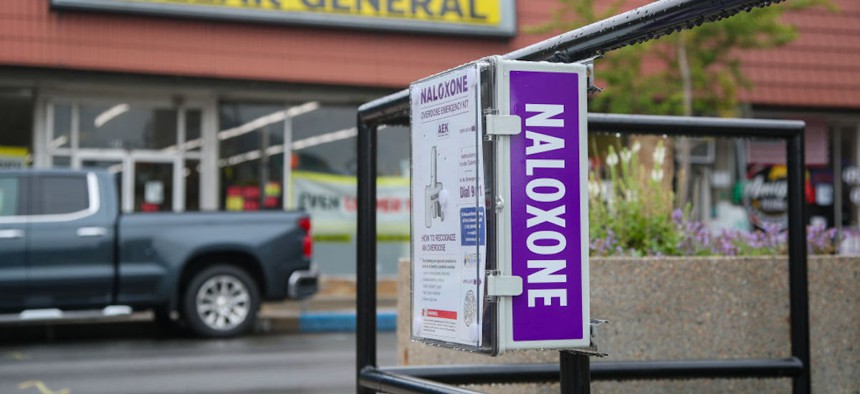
[26,172,115,309]
[0,174,28,310]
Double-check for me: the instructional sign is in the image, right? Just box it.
[410,64,486,348]
[496,59,589,351]
[51,0,516,37]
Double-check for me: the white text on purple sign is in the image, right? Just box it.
[523,104,569,309]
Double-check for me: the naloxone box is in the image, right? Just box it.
[409,57,589,355]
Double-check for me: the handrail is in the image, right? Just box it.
[358,0,784,124]
[356,0,807,393]
[380,357,805,384]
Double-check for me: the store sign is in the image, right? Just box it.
[744,165,788,230]
[51,0,516,37]
[744,164,822,231]
[291,171,410,241]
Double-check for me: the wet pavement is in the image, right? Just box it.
[0,330,398,394]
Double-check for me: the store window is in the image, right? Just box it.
[834,123,860,254]
[52,104,72,151]
[185,159,201,211]
[79,104,177,150]
[185,110,202,152]
[219,102,288,211]
[45,99,203,213]
[134,161,173,212]
[0,89,33,168]
[377,126,410,177]
[292,106,357,174]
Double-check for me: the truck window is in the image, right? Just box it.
[33,175,89,215]
[0,176,21,216]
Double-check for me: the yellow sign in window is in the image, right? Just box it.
[0,146,28,169]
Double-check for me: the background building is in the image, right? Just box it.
[1,0,858,272]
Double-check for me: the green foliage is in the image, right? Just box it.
[529,0,835,116]
[535,0,840,256]
[589,140,679,256]
[588,142,841,256]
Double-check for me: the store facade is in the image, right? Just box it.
[1,0,859,265]
[0,0,532,274]
[0,0,530,214]
[1,76,396,211]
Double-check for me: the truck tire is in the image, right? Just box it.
[183,264,260,338]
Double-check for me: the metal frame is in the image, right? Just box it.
[356,1,807,393]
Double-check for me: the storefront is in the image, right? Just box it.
[0,78,398,210]
[1,0,858,266]
[0,73,416,273]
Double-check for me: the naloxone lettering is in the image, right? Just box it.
[420,74,468,104]
[523,104,569,309]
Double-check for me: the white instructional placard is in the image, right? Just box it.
[410,64,486,347]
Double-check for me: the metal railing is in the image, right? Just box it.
[356,1,808,393]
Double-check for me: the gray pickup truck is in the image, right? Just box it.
[0,169,317,337]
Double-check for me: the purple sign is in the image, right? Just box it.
[509,70,585,342]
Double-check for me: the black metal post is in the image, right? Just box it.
[356,115,378,394]
[560,351,590,394]
[787,132,810,394]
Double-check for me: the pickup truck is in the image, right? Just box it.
[0,169,317,337]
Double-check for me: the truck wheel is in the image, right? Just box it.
[183,264,259,338]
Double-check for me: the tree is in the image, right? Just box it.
[530,0,834,206]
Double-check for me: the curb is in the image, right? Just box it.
[259,310,397,334]
[0,310,397,342]
[297,311,397,333]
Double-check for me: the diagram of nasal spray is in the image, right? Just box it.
[425,146,445,228]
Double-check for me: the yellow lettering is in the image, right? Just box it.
[128,0,501,25]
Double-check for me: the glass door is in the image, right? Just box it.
[133,160,174,212]
[41,97,206,212]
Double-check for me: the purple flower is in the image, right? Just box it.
[672,209,684,225]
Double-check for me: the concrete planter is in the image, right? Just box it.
[396,256,860,393]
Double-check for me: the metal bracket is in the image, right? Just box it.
[486,275,523,297]
[486,114,522,136]
[581,319,610,357]
[560,319,610,357]
[574,55,603,94]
